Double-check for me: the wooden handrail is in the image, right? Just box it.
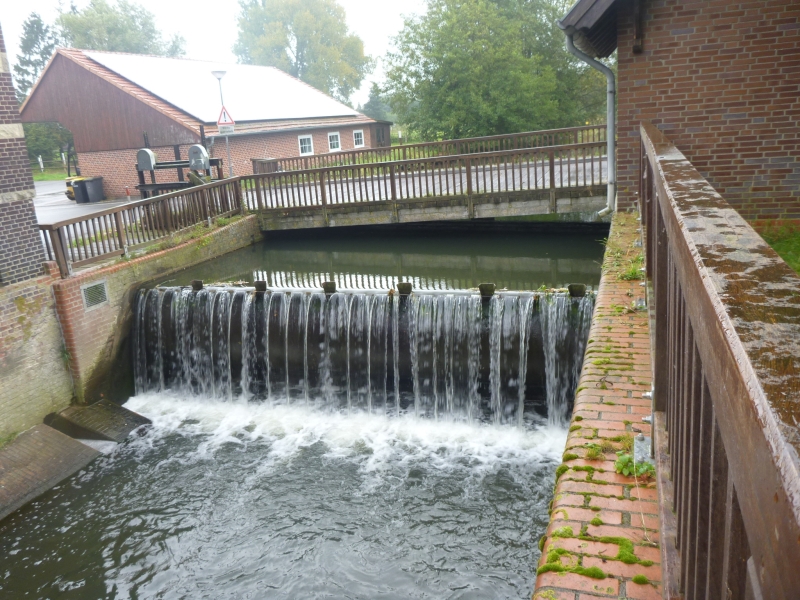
[639,121,800,598]
[252,125,607,173]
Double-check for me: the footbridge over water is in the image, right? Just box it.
[38,126,608,276]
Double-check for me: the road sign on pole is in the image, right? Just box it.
[218,106,235,135]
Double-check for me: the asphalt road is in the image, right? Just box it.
[34,180,133,225]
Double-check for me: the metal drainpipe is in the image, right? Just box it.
[565,34,616,217]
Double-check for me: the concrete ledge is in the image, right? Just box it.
[0,425,99,522]
[44,398,151,442]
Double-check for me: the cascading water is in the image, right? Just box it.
[134,287,593,425]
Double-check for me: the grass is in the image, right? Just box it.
[32,169,69,181]
[756,221,800,274]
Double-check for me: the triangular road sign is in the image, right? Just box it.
[218,106,235,126]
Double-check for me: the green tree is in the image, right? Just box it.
[360,83,393,122]
[13,13,55,101]
[235,0,372,102]
[58,0,185,56]
[383,0,607,140]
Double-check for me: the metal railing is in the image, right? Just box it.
[639,121,800,599]
[41,178,243,277]
[251,125,606,174]
[40,136,606,278]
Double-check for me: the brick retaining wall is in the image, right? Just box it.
[533,212,661,600]
[52,214,263,404]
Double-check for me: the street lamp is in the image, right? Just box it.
[211,70,233,177]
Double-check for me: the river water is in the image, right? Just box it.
[0,224,603,599]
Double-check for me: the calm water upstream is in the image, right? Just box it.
[0,223,602,599]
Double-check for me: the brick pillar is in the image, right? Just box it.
[0,24,46,285]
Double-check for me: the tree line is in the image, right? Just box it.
[14,0,608,162]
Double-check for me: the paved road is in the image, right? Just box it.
[34,181,134,226]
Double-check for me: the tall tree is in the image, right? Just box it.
[383,0,608,140]
[12,13,71,161]
[360,83,393,122]
[58,0,185,56]
[235,0,372,102]
[13,13,55,101]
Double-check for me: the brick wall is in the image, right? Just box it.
[52,215,263,403]
[0,266,74,437]
[616,0,800,220]
[78,125,377,198]
[0,24,46,284]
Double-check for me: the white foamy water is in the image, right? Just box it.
[125,392,567,473]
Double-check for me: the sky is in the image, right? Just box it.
[0,0,428,106]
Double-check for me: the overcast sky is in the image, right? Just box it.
[1,0,427,106]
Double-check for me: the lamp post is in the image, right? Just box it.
[211,70,233,177]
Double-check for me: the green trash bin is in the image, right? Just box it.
[74,177,105,203]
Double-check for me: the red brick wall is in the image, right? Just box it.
[208,124,374,176]
[78,125,377,197]
[616,0,800,220]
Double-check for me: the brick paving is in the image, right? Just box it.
[533,211,662,600]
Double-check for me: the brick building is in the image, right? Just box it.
[19,50,391,198]
[559,0,800,221]
[0,24,46,285]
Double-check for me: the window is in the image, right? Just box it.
[328,132,341,152]
[298,135,313,156]
[353,130,364,148]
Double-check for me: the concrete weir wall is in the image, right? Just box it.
[52,215,262,405]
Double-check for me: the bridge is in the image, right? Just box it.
[39,125,608,276]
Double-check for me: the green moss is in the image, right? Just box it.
[593,358,611,365]
[551,526,574,538]
[563,453,579,462]
[585,446,602,461]
[632,575,650,585]
[569,425,582,432]
[555,464,569,480]
[590,517,603,527]
[573,415,583,422]
[609,434,634,452]
[536,563,606,579]
[604,400,616,405]
[590,506,601,512]
[539,535,547,551]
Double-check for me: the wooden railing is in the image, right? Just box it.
[251,125,606,174]
[40,138,606,278]
[41,178,243,277]
[639,121,800,599]
[243,141,606,214]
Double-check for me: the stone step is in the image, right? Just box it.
[44,399,151,443]
[0,425,99,522]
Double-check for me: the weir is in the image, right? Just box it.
[133,287,594,426]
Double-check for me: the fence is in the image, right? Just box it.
[41,178,242,277]
[251,125,606,174]
[244,141,606,213]
[40,137,606,278]
[639,121,800,599]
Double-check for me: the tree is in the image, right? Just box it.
[13,13,56,102]
[360,83,393,122]
[383,0,608,140]
[235,0,372,102]
[58,0,185,56]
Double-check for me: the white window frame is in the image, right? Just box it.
[298,135,314,156]
[328,131,341,152]
[353,129,365,148]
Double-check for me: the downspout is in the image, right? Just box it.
[565,33,616,216]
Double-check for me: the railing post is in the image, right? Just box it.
[235,179,245,214]
[390,164,399,223]
[549,151,556,213]
[319,170,329,226]
[49,228,71,278]
[114,211,128,255]
[465,158,474,219]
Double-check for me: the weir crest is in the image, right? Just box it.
[133,288,593,426]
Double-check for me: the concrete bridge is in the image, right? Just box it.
[38,126,609,276]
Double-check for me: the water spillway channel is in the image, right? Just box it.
[1,225,605,599]
[134,288,593,426]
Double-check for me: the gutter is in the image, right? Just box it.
[564,34,616,217]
